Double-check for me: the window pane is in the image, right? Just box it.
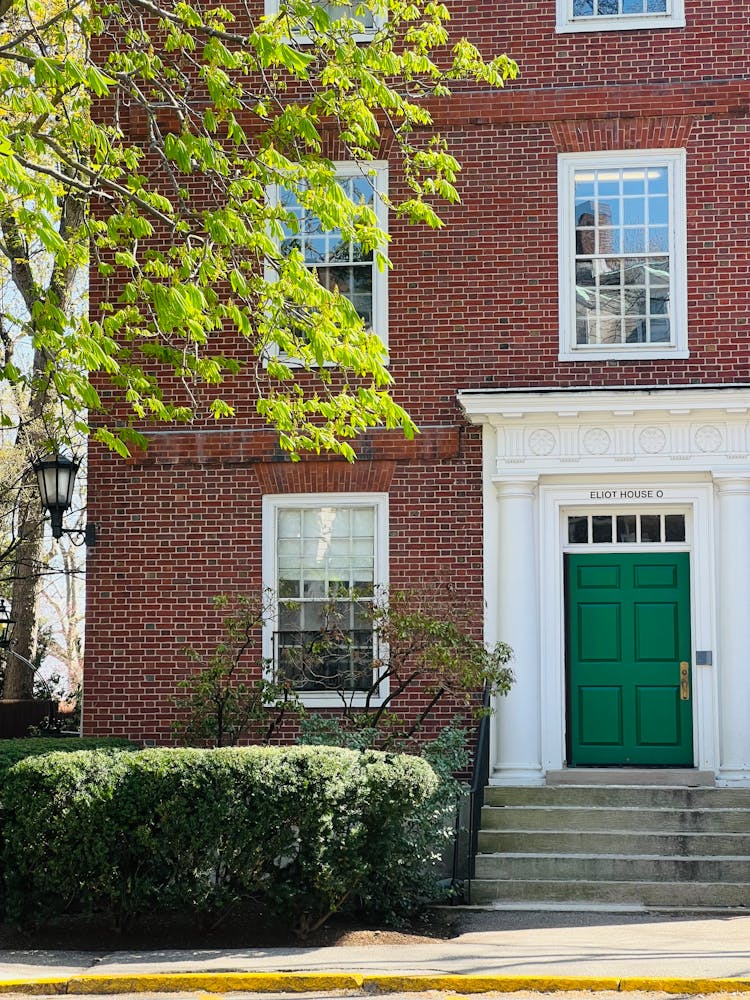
[665,514,686,542]
[571,164,674,350]
[622,198,645,226]
[278,577,300,599]
[649,318,671,342]
[278,509,301,538]
[276,504,377,692]
[303,578,325,598]
[568,516,589,543]
[641,514,661,542]
[280,175,376,327]
[592,516,613,543]
[649,195,669,225]
[617,515,637,542]
[279,602,300,629]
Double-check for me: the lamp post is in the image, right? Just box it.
[0,599,59,731]
[31,453,96,546]
[0,599,16,650]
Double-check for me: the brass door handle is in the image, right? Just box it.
[680,661,690,701]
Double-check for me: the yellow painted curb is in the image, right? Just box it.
[67,973,365,994]
[620,978,750,994]
[1,972,750,995]
[366,975,622,993]
[0,978,68,994]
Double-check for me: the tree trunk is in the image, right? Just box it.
[0,159,87,704]
[5,478,44,699]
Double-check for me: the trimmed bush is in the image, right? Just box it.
[0,745,437,933]
[0,737,135,780]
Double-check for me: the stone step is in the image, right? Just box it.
[483,784,750,809]
[469,877,750,909]
[545,769,715,787]
[474,781,750,911]
[474,851,750,883]
[481,805,750,833]
[478,828,750,856]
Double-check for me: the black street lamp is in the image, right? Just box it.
[0,599,16,650]
[31,453,96,546]
[0,601,58,729]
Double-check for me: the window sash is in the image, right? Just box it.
[266,497,386,698]
[264,1,385,43]
[558,150,687,361]
[573,164,673,347]
[271,163,388,352]
[571,0,669,19]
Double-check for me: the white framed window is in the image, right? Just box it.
[556,0,684,32]
[272,161,388,355]
[558,149,688,362]
[264,1,385,42]
[262,493,389,708]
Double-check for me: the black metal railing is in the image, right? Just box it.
[451,681,491,903]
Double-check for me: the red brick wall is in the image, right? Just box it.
[84,0,750,741]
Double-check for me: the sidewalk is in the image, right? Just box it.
[1,910,750,994]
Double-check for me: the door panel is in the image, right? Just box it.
[567,551,693,766]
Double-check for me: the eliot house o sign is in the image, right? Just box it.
[590,489,665,500]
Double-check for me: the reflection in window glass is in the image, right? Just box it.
[640,514,661,542]
[572,0,667,17]
[280,174,376,327]
[568,516,589,543]
[276,504,375,691]
[665,514,686,542]
[573,165,672,347]
[592,515,613,543]
[617,514,637,542]
[318,0,376,30]
[568,511,687,545]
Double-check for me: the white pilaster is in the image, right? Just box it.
[715,475,750,785]
[491,476,544,785]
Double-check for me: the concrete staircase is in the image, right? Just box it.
[471,781,750,911]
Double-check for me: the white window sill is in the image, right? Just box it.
[556,14,685,31]
[286,690,386,709]
[559,347,690,362]
[292,29,379,44]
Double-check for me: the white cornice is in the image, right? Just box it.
[458,387,750,476]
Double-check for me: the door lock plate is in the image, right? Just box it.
[680,661,690,701]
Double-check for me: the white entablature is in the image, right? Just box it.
[458,386,750,475]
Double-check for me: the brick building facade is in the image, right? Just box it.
[85,0,750,785]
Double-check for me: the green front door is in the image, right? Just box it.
[566,552,693,766]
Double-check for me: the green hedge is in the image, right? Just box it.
[0,745,437,932]
[0,737,135,780]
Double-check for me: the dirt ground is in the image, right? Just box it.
[0,906,462,951]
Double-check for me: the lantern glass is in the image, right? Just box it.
[0,599,15,650]
[33,454,78,512]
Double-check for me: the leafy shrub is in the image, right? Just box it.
[0,737,135,780]
[0,745,437,935]
[173,593,304,747]
[300,717,470,919]
[295,584,516,918]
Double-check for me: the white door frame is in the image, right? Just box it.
[538,479,717,774]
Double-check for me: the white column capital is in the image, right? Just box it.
[713,474,750,496]
[493,476,539,501]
